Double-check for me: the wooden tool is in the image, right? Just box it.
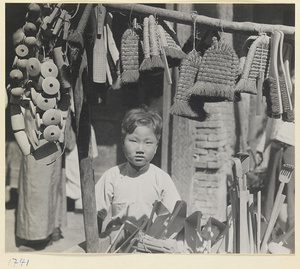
[184,211,203,253]
[278,31,293,111]
[43,125,61,142]
[42,77,60,95]
[41,61,59,78]
[261,164,294,253]
[26,57,41,78]
[41,4,62,31]
[270,31,283,115]
[257,191,261,253]
[161,200,186,239]
[93,4,107,83]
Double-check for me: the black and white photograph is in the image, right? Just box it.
[2,1,297,267]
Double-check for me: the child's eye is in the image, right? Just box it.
[129,139,137,143]
[146,141,153,144]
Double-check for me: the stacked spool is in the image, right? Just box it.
[9,4,64,155]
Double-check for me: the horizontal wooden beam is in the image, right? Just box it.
[103,3,295,38]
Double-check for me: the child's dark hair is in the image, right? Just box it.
[121,105,162,141]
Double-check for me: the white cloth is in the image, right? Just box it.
[256,118,295,153]
[95,162,181,225]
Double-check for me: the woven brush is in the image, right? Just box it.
[140,17,152,72]
[158,20,186,67]
[189,38,239,102]
[280,77,294,122]
[170,50,207,120]
[235,35,270,94]
[120,27,140,84]
[263,77,281,118]
[148,15,164,70]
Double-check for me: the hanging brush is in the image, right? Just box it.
[235,34,270,95]
[170,16,206,121]
[263,31,282,118]
[170,50,204,120]
[158,20,186,67]
[139,17,152,72]
[189,37,240,102]
[278,31,294,122]
[148,15,164,70]
[120,22,140,84]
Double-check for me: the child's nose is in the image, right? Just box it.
[136,143,144,152]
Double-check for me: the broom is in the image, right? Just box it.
[170,49,206,120]
[158,20,186,67]
[263,31,282,118]
[120,26,140,84]
[148,15,164,70]
[139,17,152,72]
[189,37,239,102]
[235,35,270,95]
[278,31,294,122]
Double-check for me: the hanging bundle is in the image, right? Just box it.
[263,31,282,118]
[157,20,186,67]
[140,17,152,71]
[170,50,206,120]
[148,15,165,70]
[120,26,141,84]
[189,37,239,102]
[278,33,294,122]
[235,34,270,94]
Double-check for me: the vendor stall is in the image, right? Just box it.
[5,3,295,254]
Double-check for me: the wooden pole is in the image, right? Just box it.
[103,3,295,38]
[72,46,100,252]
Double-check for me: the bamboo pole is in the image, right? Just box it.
[103,3,295,38]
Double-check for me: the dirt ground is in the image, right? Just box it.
[5,207,86,253]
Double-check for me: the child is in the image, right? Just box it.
[95,105,181,235]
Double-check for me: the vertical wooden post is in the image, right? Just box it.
[161,70,172,173]
[73,52,100,253]
[170,4,194,213]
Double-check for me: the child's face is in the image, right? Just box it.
[123,125,158,170]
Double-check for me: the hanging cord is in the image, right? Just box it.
[46,141,66,166]
[69,3,80,19]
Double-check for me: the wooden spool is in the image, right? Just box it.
[17,58,28,71]
[26,57,41,77]
[30,87,39,104]
[43,125,61,142]
[11,87,25,96]
[36,93,56,111]
[12,28,25,47]
[42,108,62,126]
[41,61,58,78]
[23,22,37,37]
[14,130,32,155]
[15,44,29,58]
[10,104,25,131]
[24,36,37,47]
[42,77,60,95]
[9,69,24,86]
